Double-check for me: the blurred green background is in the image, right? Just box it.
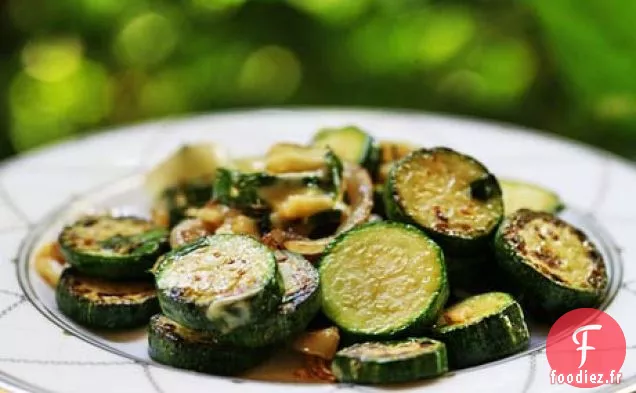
[1,0,635,160]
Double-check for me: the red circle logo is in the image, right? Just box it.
[546,308,626,388]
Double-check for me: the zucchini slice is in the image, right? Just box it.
[433,292,530,368]
[319,222,448,339]
[384,148,504,255]
[59,216,169,280]
[312,126,378,172]
[154,181,214,228]
[154,234,283,334]
[215,250,321,347]
[148,314,271,375]
[331,338,448,384]
[56,268,159,329]
[500,179,564,216]
[494,209,608,317]
[214,151,343,222]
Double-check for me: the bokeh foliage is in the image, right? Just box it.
[1,0,635,159]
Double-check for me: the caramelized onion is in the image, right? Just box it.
[302,356,336,382]
[34,242,66,287]
[284,164,373,256]
[292,327,340,360]
[169,219,211,248]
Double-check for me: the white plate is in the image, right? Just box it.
[0,109,634,393]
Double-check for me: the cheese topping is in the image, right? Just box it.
[259,183,335,221]
[157,236,274,330]
[265,144,327,173]
[393,149,502,238]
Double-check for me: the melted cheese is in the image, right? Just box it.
[156,237,273,330]
[265,144,327,173]
[260,185,335,221]
[394,150,502,237]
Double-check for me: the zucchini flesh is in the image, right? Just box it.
[148,314,270,375]
[56,268,159,329]
[331,338,448,384]
[500,179,564,215]
[312,126,377,171]
[433,292,529,368]
[155,234,283,334]
[494,209,607,318]
[59,215,169,280]
[215,251,321,347]
[319,222,448,339]
[385,148,503,255]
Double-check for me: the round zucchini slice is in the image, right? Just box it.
[433,292,530,368]
[500,179,564,216]
[56,268,159,329]
[384,148,504,255]
[312,126,378,172]
[331,338,448,384]
[494,209,608,318]
[154,234,283,334]
[59,215,169,280]
[216,250,321,347]
[148,314,271,375]
[319,222,448,339]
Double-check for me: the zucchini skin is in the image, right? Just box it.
[155,235,284,334]
[148,314,270,375]
[215,251,321,348]
[494,210,607,319]
[312,126,378,173]
[331,338,448,384]
[433,298,530,369]
[160,181,214,227]
[56,268,159,329]
[320,222,449,341]
[384,148,503,256]
[59,217,169,280]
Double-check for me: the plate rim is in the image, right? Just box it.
[1,108,632,392]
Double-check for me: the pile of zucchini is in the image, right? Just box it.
[50,125,609,385]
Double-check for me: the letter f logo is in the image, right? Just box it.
[572,324,602,368]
